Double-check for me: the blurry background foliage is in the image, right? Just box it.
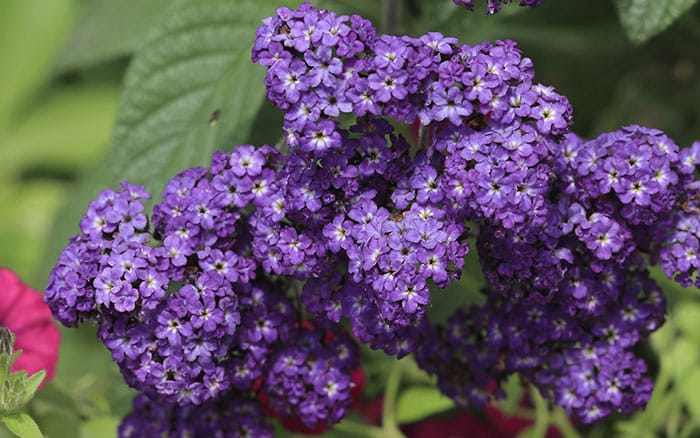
[0,0,700,437]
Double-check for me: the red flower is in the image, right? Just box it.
[0,268,60,384]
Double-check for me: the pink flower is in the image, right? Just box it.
[0,268,60,384]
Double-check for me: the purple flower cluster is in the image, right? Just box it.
[263,326,360,429]
[250,2,572,353]
[415,258,664,422]
[119,392,272,438]
[46,182,159,326]
[253,3,570,156]
[452,0,543,14]
[45,2,700,431]
[46,143,364,434]
[248,2,698,425]
[659,141,700,287]
[97,275,295,405]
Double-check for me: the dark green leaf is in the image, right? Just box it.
[56,0,173,72]
[1,412,42,438]
[396,386,455,424]
[110,0,299,198]
[614,0,698,43]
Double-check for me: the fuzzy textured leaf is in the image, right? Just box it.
[110,0,298,197]
[614,0,698,43]
[1,413,42,438]
[19,371,45,407]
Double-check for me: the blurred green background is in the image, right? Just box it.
[1,0,700,437]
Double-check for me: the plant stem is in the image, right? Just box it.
[382,0,400,34]
[418,124,429,150]
[552,406,582,438]
[382,358,406,438]
[530,386,550,438]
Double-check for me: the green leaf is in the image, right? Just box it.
[396,385,455,424]
[680,368,700,418]
[673,302,700,341]
[110,0,299,198]
[0,0,75,133]
[25,410,79,438]
[0,85,119,182]
[79,416,119,438]
[19,371,45,407]
[56,0,174,72]
[1,412,42,438]
[0,181,70,286]
[670,338,699,382]
[614,0,699,43]
[0,352,20,387]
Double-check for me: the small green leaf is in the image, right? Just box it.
[396,385,456,424]
[110,0,300,198]
[19,371,45,407]
[0,352,20,387]
[614,0,699,43]
[1,412,43,438]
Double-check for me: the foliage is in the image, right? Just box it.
[614,0,699,43]
[0,0,700,437]
[0,329,45,438]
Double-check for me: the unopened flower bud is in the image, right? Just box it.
[0,327,13,356]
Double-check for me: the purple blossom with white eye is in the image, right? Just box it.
[580,215,626,261]
[390,280,429,314]
[429,85,473,125]
[301,119,341,153]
